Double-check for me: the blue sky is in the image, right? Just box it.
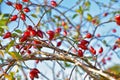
[1,0,120,80]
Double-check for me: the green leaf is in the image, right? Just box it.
[0,0,3,4]
[76,6,83,14]
[64,62,71,67]
[15,29,22,34]
[87,13,92,21]
[85,1,90,7]
[54,15,61,20]
[0,26,8,30]
[12,33,18,37]
[31,14,37,18]
[0,28,4,35]
[72,14,78,19]
[6,40,15,52]
[8,51,22,60]
[0,19,8,30]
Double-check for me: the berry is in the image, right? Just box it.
[33,40,41,44]
[107,57,111,61]
[15,3,22,11]
[55,27,61,34]
[23,7,30,13]
[112,45,118,50]
[27,25,33,31]
[92,19,97,24]
[47,30,55,40]
[10,15,17,21]
[51,1,57,7]
[86,33,92,38]
[23,31,30,37]
[29,68,40,80]
[57,41,62,47]
[78,44,87,50]
[30,30,36,36]
[63,30,67,36]
[27,50,31,54]
[16,45,20,49]
[37,30,43,38]
[96,34,100,37]
[20,36,27,42]
[3,32,11,39]
[22,0,29,2]
[62,21,67,26]
[89,46,96,55]
[35,60,39,64]
[80,40,89,45]
[6,1,13,6]
[115,15,120,26]
[99,47,103,54]
[103,12,108,17]
[112,29,116,33]
[102,58,106,64]
[78,49,83,57]
[20,13,26,21]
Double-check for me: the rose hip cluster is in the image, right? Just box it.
[6,0,30,22]
[77,32,104,57]
[20,25,43,42]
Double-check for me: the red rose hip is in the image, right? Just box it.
[3,32,11,39]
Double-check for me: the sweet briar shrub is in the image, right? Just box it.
[0,0,120,80]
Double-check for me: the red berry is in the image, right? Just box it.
[30,30,37,36]
[33,40,41,44]
[32,68,40,73]
[96,34,100,37]
[23,31,30,37]
[112,45,118,50]
[86,33,92,38]
[3,32,11,39]
[20,36,27,42]
[103,12,108,17]
[57,41,62,47]
[23,7,30,13]
[78,44,87,50]
[10,15,17,21]
[115,15,120,26]
[6,1,13,6]
[99,47,103,54]
[37,30,43,38]
[92,19,97,24]
[55,27,61,34]
[63,30,67,36]
[78,49,83,57]
[29,68,40,80]
[112,29,116,33]
[51,1,57,7]
[21,50,25,55]
[16,45,20,49]
[15,3,22,11]
[35,60,39,64]
[20,13,26,21]
[27,25,33,31]
[22,0,29,2]
[27,50,31,54]
[89,46,96,55]
[47,30,55,40]
[62,21,67,26]
[102,58,106,64]
[107,57,111,61]
[80,40,89,45]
